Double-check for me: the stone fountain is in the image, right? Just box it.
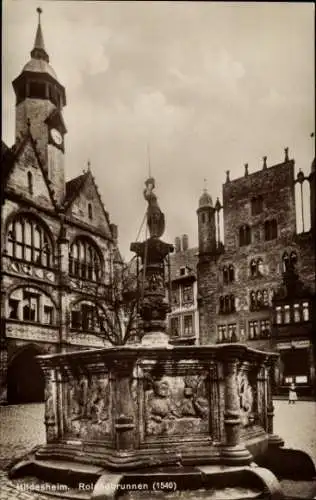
[9,179,316,499]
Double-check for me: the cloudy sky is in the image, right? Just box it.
[2,1,315,258]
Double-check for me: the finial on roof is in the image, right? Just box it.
[225,170,230,183]
[263,156,267,169]
[27,118,31,130]
[284,147,289,162]
[203,178,208,191]
[244,163,249,177]
[87,160,91,171]
[31,7,49,62]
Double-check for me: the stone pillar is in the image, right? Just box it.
[0,287,8,404]
[44,368,59,443]
[112,360,136,451]
[266,363,284,447]
[256,363,268,430]
[221,358,252,465]
[57,223,69,353]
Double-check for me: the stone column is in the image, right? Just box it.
[57,223,69,353]
[112,360,136,452]
[309,345,315,397]
[221,358,252,465]
[44,368,59,443]
[256,363,268,430]
[0,287,8,404]
[266,363,284,447]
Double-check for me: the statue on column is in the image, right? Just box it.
[143,178,165,238]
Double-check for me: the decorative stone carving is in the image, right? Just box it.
[7,259,55,282]
[237,370,254,426]
[65,374,110,440]
[145,375,209,437]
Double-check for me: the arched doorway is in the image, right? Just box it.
[7,345,45,404]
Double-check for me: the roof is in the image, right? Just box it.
[64,173,88,207]
[22,58,57,79]
[199,189,213,208]
[169,246,199,282]
[2,131,57,208]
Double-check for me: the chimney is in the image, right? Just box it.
[182,234,189,251]
[175,236,181,253]
[110,223,118,243]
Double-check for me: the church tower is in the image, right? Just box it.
[197,188,216,256]
[12,8,67,205]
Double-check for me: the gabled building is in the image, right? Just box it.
[0,10,120,404]
[197,152,315,396]
[168,235,199,345]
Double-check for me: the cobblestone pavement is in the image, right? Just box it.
[0,401,315,499]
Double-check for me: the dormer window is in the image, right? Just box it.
[88,203,93,220]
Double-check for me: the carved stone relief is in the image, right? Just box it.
[237,370,254,427]
[7,259,55,283]
[144,374,209,437]
[64,373,111,440]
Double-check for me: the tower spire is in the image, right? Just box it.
[31,7,49,62]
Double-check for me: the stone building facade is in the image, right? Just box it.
[167,235,199,345]
[0,12,120,403]
[197,153,315,396]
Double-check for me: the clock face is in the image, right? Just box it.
[51,128,63,146]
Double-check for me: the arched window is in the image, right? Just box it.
[88,203,93,220]
[228,265,235,282]
[263,290,269,306]
[257,258,264,276]
[27,171,33,195]
[219,296,224,313]
[223,266,229,285]
[229,295,235,312]
[69,237,102,282]
[6,214,53,267]
[250,259,257,276]
[239,225,251,246]
[250,291,256,310]
[264,219,277,241]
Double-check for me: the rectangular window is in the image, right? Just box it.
[71,310,81,329]
[8,299,19,320]
[249,320,258,339]
[217,325,227,342]
[284,305,290,324]
[23,292,39,322]
[228,323,237,341]
[276,306,282,324]
[293,303,300,323]
[81,304,95,330]
[170,316,180,337]
[284,376,293,384]
[183,315,194,336]
[260,319,270,337]
[182,284,193,304]
[172,287,180,305]
[295,375,308,384]
[302,302,309,321]
[43,305,53,325]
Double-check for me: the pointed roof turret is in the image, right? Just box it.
[19,7,58,79]
[30,8,49,63]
